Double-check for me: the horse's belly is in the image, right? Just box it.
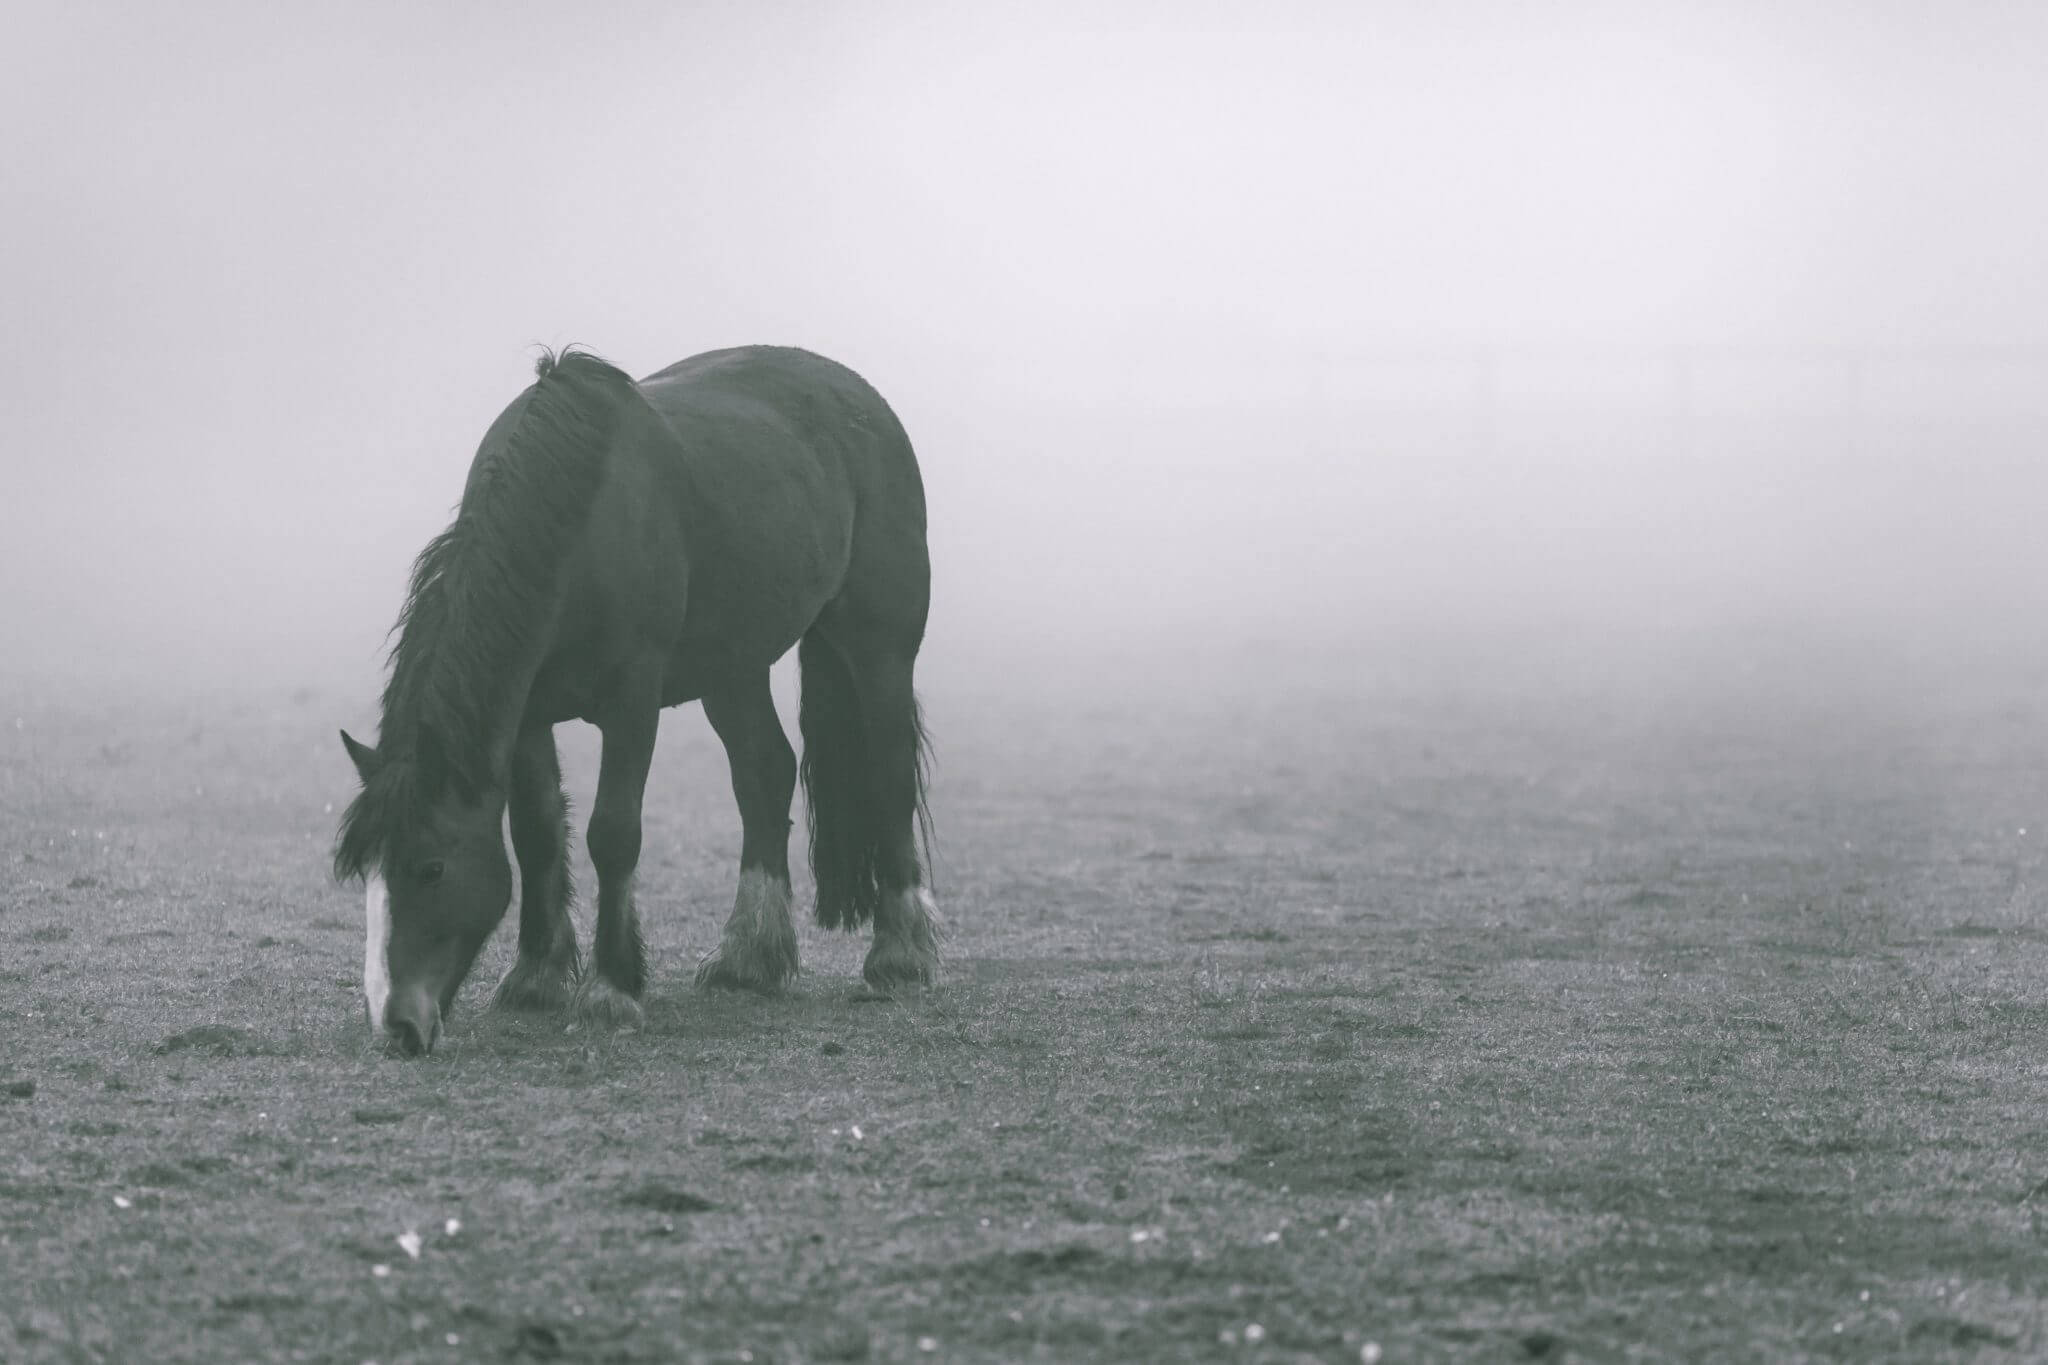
[662,562,839,699]
[662,465,854,683]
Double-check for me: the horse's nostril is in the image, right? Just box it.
[383,986,440,1058]
[385,1010,432,1064]
[385,1017,429,1057]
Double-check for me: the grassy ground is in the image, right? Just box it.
[4,624,2048,1363]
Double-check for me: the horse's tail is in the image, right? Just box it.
[797,632,933,929]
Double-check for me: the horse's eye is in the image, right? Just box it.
[417,860,445,886]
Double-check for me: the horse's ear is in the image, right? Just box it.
[340,730,382,782]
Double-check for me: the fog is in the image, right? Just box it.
[5,0,2046,711]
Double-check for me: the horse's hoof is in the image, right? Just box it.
[861,940,939,994]
[694,942,798,994]
[862,886,941,995]
[573,977,646,1031]
[492,957,577,1013]
[697,869,799,992]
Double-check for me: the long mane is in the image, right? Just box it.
[334,347,636,880]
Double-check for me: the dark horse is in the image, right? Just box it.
[333,346,938,1056]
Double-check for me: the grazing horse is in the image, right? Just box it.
[333,346,939,1056]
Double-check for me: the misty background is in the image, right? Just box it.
[4,0,2046,713]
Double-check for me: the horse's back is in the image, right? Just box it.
[641,348,931,651]
[639,347,907,451]
[617,346,926,692]
[636,343,926,551]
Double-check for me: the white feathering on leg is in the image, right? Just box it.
[696,867,798,989]
[862,884,941,991]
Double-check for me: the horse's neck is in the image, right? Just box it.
[405,628,550,798]
[478,641,553,785]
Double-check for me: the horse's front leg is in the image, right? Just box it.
[493,721,580,1012]
[576,682,660,1030]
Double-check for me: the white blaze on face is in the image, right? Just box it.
[363,872,392,1031]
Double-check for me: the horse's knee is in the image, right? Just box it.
[765,736,797,807]
[737,738,797,831]
[586,804,642,877]
[510,792,567,865]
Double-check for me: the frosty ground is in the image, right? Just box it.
[3,622,2047,1363]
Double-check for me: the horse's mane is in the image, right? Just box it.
[334,347,636,880]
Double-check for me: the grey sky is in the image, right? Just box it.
[4,1,2045,692]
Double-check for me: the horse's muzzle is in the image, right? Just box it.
[382,986,442,1058]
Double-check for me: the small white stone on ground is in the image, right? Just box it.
[113,1195,131,1209]
[917,1337,937,1352]
[444,1218,461,1237]
[1245,1323,1266,1343]
[370,1264,390,1278]
[1361,1344,1383,1364]
[850,1124,863,1140]
[397,1230,422,1260]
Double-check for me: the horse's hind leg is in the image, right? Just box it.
[856,647,940,990]
[695,672,800,991]
[493,722,580,1012]
[806,625,940,991]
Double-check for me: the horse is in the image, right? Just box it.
[332,346,939,1056]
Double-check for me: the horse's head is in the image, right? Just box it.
[337,727,511,1056]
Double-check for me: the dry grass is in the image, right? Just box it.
[4,628,2048,1362]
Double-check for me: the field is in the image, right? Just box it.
[4,624,2048,1363]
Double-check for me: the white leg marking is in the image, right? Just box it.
[890,886,941,944]
[863,884,941,990]
[733,866,795,942]
[696,867,798,989]
[363,873,392,1031]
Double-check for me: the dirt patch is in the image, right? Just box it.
[726,1151,816,1174]
[1908,1316,2017,1348]
[128,1155,232,1187]
[154,1024,265,1057]
[619,1183,716,1215]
